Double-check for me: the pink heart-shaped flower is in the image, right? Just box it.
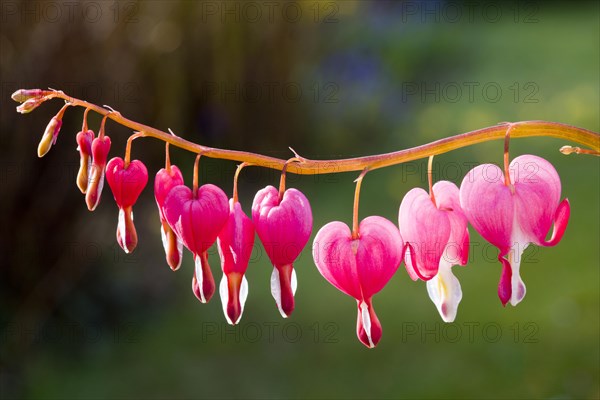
[312,216,403,348]
[217,200,255,325]
[105,157,148,254]
[399,181,469,322]
[252,185,313,318]
[460,154,570,306]
[164,183,229,303]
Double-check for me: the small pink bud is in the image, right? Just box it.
[37,117,62,157]
[252,186,312,318]
[16,98,44,114]
[11,89,52,103]
[106,157,148,253]
[85,135,111,211]
[76,130,95,193]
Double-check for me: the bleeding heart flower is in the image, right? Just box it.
[85,135,111,211]
[460,154,570,306]
[75,129,95,193]
[106,157,148,253]
[154,166,184,271]
[217,199,255,325]
[252,186,312,318]
[312,216,403,348]
[399,181,469,322]
[164,183,229,303]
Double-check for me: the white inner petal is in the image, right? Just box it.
[238,275,249,325]
[118,208,129,254]
[426,259,462,323]
[270,268,286,318]
[219,274,232,325]
[195,254,206,303]
[160,224,169,253]
[360,301,374,348]
[509,212,528,306]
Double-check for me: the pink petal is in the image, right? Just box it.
[433,181,470,266]
[399,188,451,279]
[312,221,362,299]
[252,186,312,267]
[217,200,255,275]
[460,164,514,255]
[356,216,404,298]
[164,184,229,255]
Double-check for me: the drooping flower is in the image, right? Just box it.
[75,129,95,193]
[460,154,570,306]
[312,216,403,348]
[217,199,255,325]
[85,134,111,211]
[399,181,469,322]
[105,157,148,253]
[154,165,185,271]
[163,183,229,303]
[252,186,312,318]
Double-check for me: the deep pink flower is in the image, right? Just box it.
[399,181,469,322]
[85,135,111,211]
[75,129,95,194]
[154,166,184,271]
[164,183,229,303]
[217,199,255,325]
[460,154,570,306]
[252,186,312,318]
[312,216,403,348]
[106,157,148,253]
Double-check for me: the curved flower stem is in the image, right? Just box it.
[428,155,436,207]
[278,158,300,200]
[193,154,201,198]
[503,123,514,187]
[352,168,369,240]
[233,162,250,203]
[22,90,600,174]
[124,132,144,168]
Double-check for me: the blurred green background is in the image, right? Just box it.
[1,1,598,399]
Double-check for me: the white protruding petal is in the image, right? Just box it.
[270,268,297,318]
[219,274,232,324]
[238,275,249,324]
[160,224,169,253]
[426,260,462,323]
[270,268,286,318]
[360,302,374,348]
[118,208,129,254]
[291,268,297,295]
[509,248,527,306]
[195,254,206,303]
[509,212,528,306]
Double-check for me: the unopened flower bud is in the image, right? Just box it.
[85,136,111,211]
[17,98,44,114]
[37,117,62,157]
[76,130,95,193]
[11,89,52,103]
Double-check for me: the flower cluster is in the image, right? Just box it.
[14,90,576,349]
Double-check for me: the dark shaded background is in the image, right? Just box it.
[1,1,598,399]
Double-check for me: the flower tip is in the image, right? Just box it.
[271,265,297,318]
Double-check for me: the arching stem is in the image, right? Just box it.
[428,155,436,207]
[233,162,250,204]
[193,154,201,198]
[278,158,300,201]
[352,168,369,240]
[124,132,143,168]
[504,123,514,187]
